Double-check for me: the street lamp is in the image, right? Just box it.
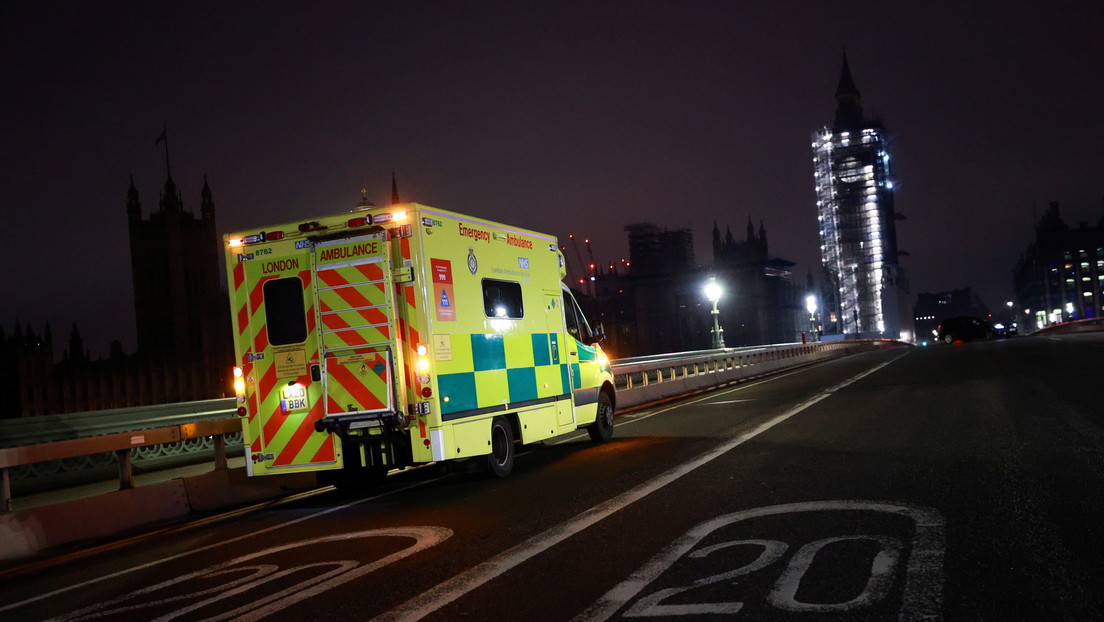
[704,277,725,349]
[805,294,818,342]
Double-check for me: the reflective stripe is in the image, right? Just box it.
[430,429,446,462]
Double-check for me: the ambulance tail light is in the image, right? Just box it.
[236,406,248,417]
[415,344,432,395]
[233,367,246,399]
[264,230,285,241]
[347,216,370,227]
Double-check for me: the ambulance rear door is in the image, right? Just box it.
[312,232,401,429]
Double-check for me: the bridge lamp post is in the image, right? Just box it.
[705,277,725,349]
[806,294,818,342]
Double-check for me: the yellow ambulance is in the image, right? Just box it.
[224,203,615,483]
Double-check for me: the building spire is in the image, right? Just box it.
[127,175,142,221]
[835,51,860,101]
[356,187,376,209]
[833,51,866,130]
[201,175,214,220]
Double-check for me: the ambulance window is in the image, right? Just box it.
[563,292,592,342]
[482,279,523,318]
[263,277,307,345]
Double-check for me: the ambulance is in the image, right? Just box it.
[224,203,615,483]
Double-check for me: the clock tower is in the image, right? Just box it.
[811,53,912,340]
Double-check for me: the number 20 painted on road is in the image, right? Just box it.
[576,500,945,621]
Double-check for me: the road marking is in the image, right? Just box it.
[372,351,909,621]
[578,500,943,621]
[50,527,452,622]
[769,535,902,612]
[0,478,447,614]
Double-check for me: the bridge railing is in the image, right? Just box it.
[0,339,905,512]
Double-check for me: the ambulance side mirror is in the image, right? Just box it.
[587,323,607,345]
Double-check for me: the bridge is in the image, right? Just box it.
[1,326,1102,619]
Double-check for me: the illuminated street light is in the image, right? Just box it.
[805,294,819,342]
[704,277,725,349]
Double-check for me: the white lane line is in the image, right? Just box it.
[371,351,909,622]
[0,477,446,614]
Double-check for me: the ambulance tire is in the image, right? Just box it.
[587,392,615,443]
[485,416,516,478]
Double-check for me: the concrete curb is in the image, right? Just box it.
[0,467,316,564]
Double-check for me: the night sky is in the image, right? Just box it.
[4,1,1103,357]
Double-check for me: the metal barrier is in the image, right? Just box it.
[0,339,906,512]
[0,419,240,513]
[611,340,895,410]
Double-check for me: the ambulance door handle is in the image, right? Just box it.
[569,351,577,356]
[311,364,321,382]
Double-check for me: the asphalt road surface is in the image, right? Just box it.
[3,332,1103,621]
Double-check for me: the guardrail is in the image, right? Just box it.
[0,339,905,512]
[611,340,895,409]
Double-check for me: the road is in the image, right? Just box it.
[2,332,1103,620]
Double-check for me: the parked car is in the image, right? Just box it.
[936,316,992,343]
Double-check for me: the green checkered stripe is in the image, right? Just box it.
[438,333,570,419]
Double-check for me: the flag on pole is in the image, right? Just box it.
[155,129,167,145]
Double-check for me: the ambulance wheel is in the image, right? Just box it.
[587,392,615,443]
[486,416,515,478]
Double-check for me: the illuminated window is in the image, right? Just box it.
[482,279,523,319]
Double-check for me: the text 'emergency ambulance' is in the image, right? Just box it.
[458,224,491,243]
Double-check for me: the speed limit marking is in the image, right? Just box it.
[577,500,944,621]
